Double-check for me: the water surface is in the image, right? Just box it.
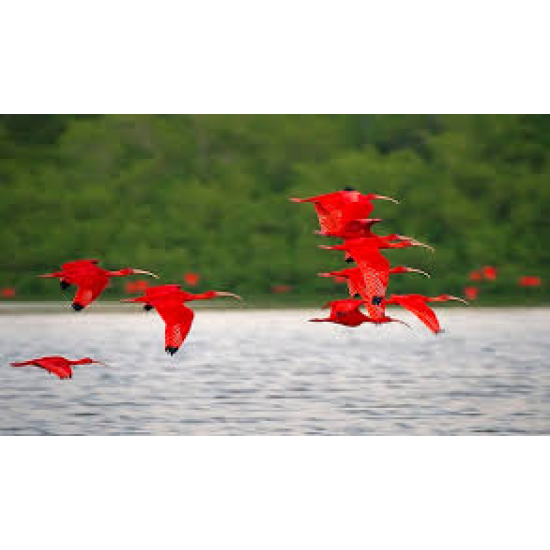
[1,307,549,435]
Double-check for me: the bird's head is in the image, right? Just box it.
[432,294,469,305]
[110,268,159,278]
[390,266,431,278]
[38,271,63,279]
[74,357,105,365]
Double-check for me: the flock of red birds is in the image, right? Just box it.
[8,259,241,379]
[2,187,545,380]
[291,187,467,331]
[464,267,543,301]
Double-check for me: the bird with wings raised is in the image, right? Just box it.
[290,187,398,235]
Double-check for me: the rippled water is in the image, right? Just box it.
[0,307,549,435]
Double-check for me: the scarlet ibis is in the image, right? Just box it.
[39,259,158,310]
[464,286,479,300]
[290,188,398,235]
[309,298,409,328]
[482,266,497,280]
[1,287,16,298]
[386,294,468,334]
[519,276,542,287]
[319,265,430,299]
[319,237,433,319]
[184,272,200,286]
[10,356,104,379]
[121,284,242,355]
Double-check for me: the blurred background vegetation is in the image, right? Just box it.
[1,114,548,305]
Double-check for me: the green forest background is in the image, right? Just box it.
[1,114,548,305]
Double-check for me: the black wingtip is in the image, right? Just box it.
[345,257,355,264]
[60,280,71,290]
[143,304,153,311]
[165,346,179,356]
[343,186,356,191]
[72,303,84,311]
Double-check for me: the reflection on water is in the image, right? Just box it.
[0,307,549,435]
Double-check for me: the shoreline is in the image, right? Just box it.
[1,300,549,314]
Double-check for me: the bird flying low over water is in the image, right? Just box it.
[309,298,409,328]
[10,356,104,379]
[38,259,158,311]
[121,284,242,356]
[385,294,468,334]
[290,188,399,235]
[319,237,433,319]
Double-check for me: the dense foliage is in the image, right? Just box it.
[1,114,548,304]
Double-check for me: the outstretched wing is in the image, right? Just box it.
[354,264,388,319]
[396,300,441,333]
[39,363,72,379]
[73,277,109,309]
[11,360,72,379]
[163,304,195,354]
[330,298,365,316]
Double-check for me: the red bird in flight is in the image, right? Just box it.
[309,298,409,328]
[386,294,468,334]
[10,356,104,379]
[39,259,158,311]
[122,284,242,355]
[290,188,399,235]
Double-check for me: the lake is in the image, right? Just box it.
[0,306,549,435]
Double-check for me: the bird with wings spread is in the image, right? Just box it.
[122,284,242,356]
[39,258,158,310]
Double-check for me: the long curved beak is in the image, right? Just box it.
[309,318,328,322]
[448,296,469,305]
[133,269,159,279]
[390,317,411,328]
[374,194,399,204]
[38,272,61,278]
[317,272,334,278]
[408,268,431,278]
[215,292,243,301]
[92,361,106,365]
[411,240,435,252]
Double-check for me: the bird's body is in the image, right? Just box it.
[310,298,407,328]
[290,190,398,235]
[39,259,158,310]
[386,294,468,333]
[121,284,242,355]
[10,356,102,379]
